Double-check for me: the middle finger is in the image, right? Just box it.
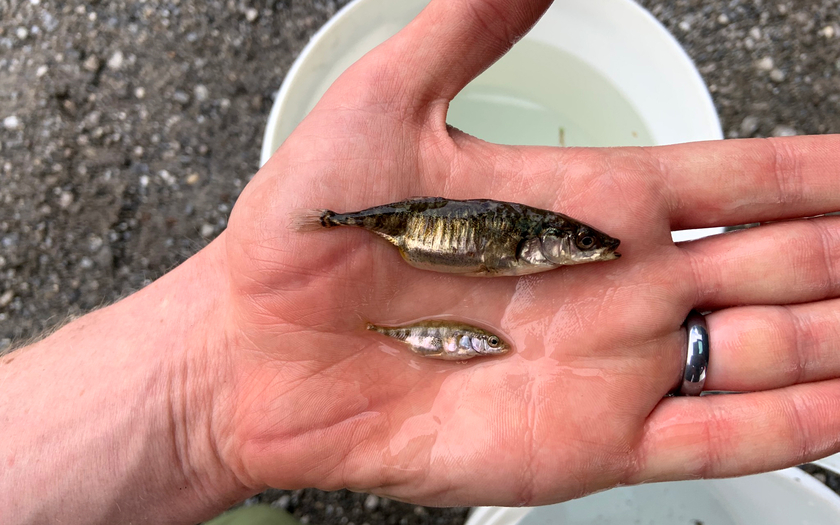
[679,215,840,309]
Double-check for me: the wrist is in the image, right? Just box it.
[0,233,255,524]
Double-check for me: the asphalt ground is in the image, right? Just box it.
[1,0,839,523]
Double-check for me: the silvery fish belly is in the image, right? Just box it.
[292,197,620,276]
[367,320,510,361]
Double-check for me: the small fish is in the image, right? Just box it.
[292,197,620,276]
[367,320,510,361]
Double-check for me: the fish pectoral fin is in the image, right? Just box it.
[373,231,400,246]
[514,237,530,262]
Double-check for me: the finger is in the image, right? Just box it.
[702,302,840,392]
[634,380,840,483]
[375,0,553,107]
[681,215,840,308]
[650,135,840,230]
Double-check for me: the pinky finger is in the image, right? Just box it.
[632,380,840,483]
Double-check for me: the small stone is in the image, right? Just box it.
[84,110,101,128]
[36,65,48,77]
[79,257,94,269]
[95,245,113,268]
[88,236,104,252]
[186,173,200,185]
[364,495,379,511]
[0,290,14,308]
[755,57,774,71]
[158,169,175,186]
[242,497,259,507]
[772,125,798,137]
[749,27,762,40]
[740,115,760,137]
[3,115,21,130]
[134,87,146,99]
[678,20,690,32]
[820,26,836,39]
[812,471,828,483]
[769,68,786,82]
[201,224,215,237]
[194,84,209,102]
[717,13,730,25]
[271,495,291,509]
[139,175,150,187]
[2,234,18,248]
[107,50,124,70]
[83,55,100,72]
[245,8,259,22]
[58,191,74,209]
[172,90,190,104]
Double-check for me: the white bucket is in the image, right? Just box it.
[465,464,840,525]
[261,0,724,160]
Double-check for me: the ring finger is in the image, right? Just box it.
[701,299,840,392]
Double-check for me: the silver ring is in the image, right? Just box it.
[679,310,709,396]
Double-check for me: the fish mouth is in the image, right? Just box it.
[599,244,621,261]
[482,344,511,356]
[604,237,621,259]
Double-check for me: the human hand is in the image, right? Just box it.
[213,0,840,507]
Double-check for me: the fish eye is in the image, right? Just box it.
[576,232,597,250]
[488,336,500,348]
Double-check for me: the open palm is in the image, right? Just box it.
[216,0,840,506]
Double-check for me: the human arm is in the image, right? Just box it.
[0,242,252,524]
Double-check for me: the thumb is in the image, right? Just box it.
[350,0,554,114]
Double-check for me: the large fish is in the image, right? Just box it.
[293,197,620,276]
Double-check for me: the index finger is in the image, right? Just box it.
[652,135,840,230]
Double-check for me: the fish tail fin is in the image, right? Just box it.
[366,323,384,333]
[289,209,335,232]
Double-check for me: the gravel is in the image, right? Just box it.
[1,0,839,523]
